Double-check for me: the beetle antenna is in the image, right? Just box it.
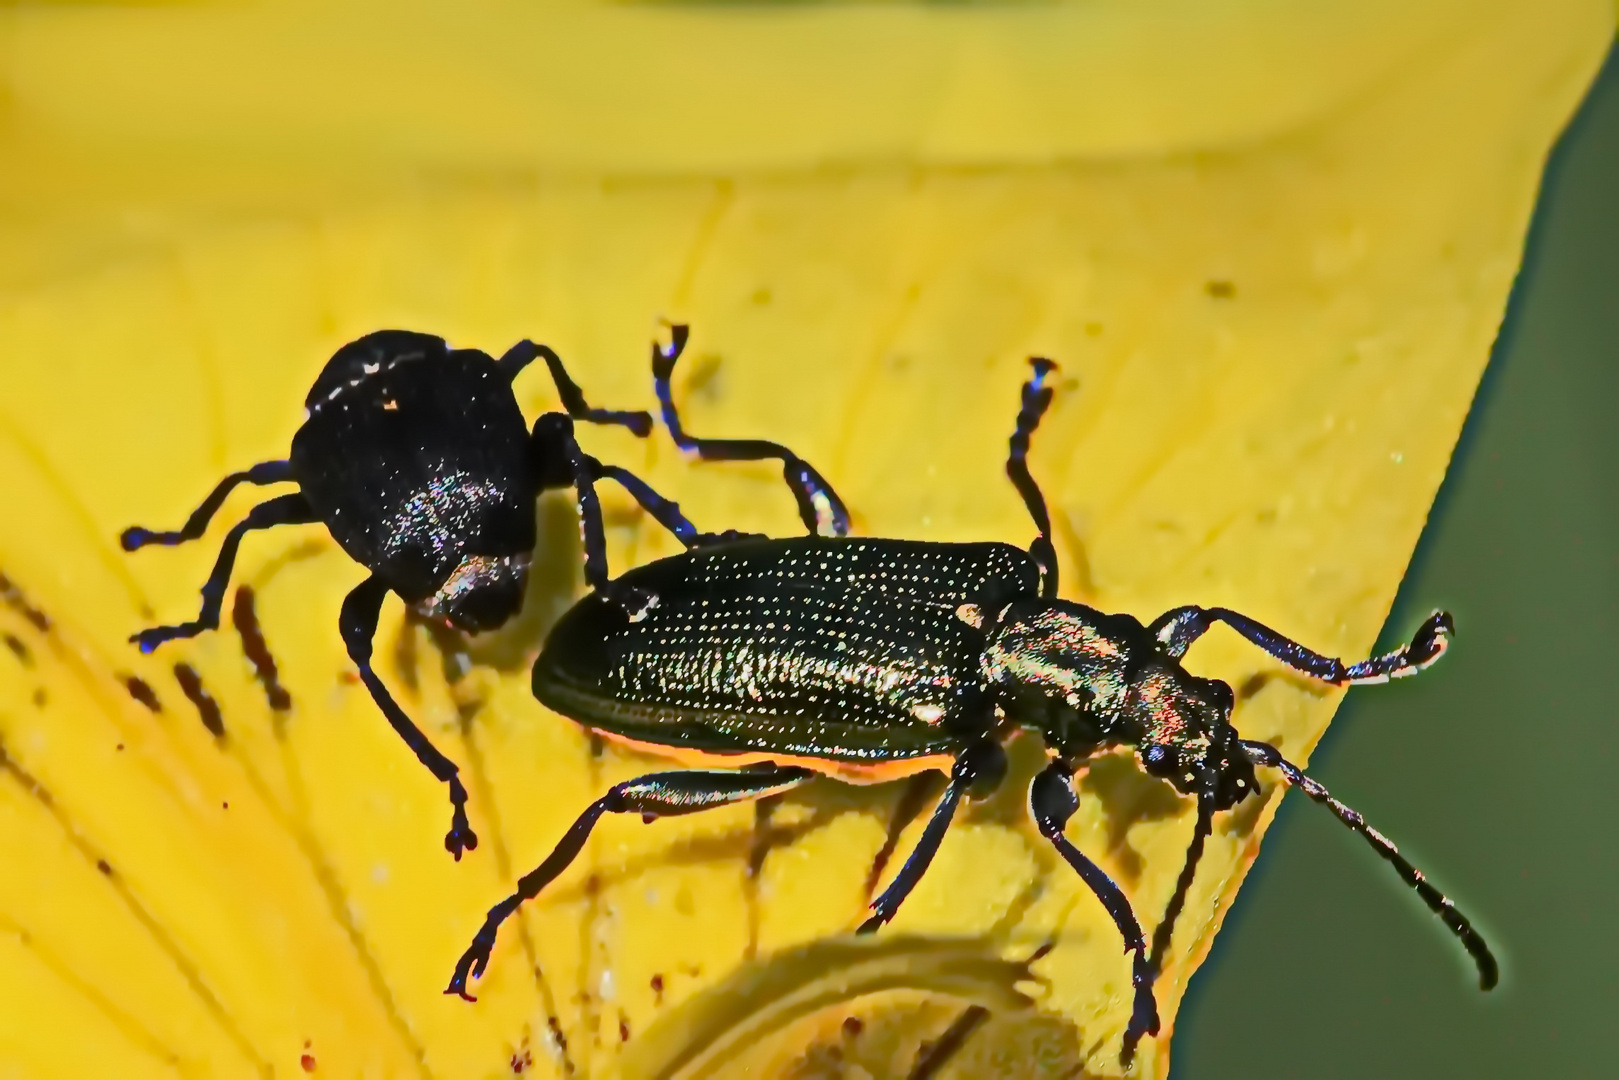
[1239,738,1499,989]
[1007,358,1059,598]
[1123,784,1215,1063]
[1146,789,1215,971]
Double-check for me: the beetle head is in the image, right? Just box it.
[1133,673,1255,809]
[417,551,531,633]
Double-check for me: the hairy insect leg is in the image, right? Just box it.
[857,740,1005,933]
[446,764,816,1000]
[1028,762,1159,1061]
[1006,359,1060,599]
[1240,738,1499,989]
[130,493,315,652]
[498,340,652,436]
[650,325,851,538]
[1148,606,1454,685]
[340,575,478,861]
[120,459,294,551]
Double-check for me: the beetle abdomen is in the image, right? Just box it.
[534,537,1040,762]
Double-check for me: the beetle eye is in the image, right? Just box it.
[1143,745,1170,767]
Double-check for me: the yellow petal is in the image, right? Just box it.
[0,2,1609,1078]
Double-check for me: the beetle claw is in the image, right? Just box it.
[445,822,479,861]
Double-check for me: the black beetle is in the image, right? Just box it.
[446,352,1497,1061]
[122,327,833,860]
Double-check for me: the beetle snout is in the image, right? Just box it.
[420,552,531,634]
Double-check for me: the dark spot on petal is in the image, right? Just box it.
[546,1015,569,1057]
[123,676,162,713]
[1205,279,1236,299]
[0,570,51,633]
[842,1016,864,1038]
[96,858,113,876]
[300,1052,316,1072]
[173,663,225,740]
[3,633,31,665]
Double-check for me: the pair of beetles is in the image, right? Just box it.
[123,325,1496,1062]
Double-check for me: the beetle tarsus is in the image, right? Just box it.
[650,326,852,538]
[445,816,479,862]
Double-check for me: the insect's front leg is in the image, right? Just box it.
[340,574,478,860]
[447,763,816,1000]
[1028,760,1160,1063]
[1148,606,1452,684]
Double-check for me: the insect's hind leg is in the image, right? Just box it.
[446,764,816,1000]
[651,325,851,538]
[130,492,315,652]
[1148,606,1453,685]
[120,459,294,550]
[1029,761,1159,1062]
[340,574,478,861]
[498,340,653,436]
[1005,359,1060,599]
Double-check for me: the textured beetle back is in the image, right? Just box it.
[290,333,536,600]
[536,537,1041,763]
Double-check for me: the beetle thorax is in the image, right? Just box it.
[982,599,1147,754]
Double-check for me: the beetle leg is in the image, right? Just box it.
[120,459,294,551]
[1028,761,1160,1061]
[446,764,816,1000]
[589,460,698,544]
[592,461,771,551]
[1005,358,1060,599]
[130,493,315,652]
[552,427,615,593]
[857,739,1005,933]
[1240,738,1499,990]
[1147,606,1453,685]
[498,340,653,436]
[339,574,479,861]
[650,325,851,538]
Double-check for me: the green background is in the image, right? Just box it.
[1177,41,1619,1080]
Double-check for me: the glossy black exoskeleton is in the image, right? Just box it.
[447,352,1498,1062]
[122,327,846,860]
